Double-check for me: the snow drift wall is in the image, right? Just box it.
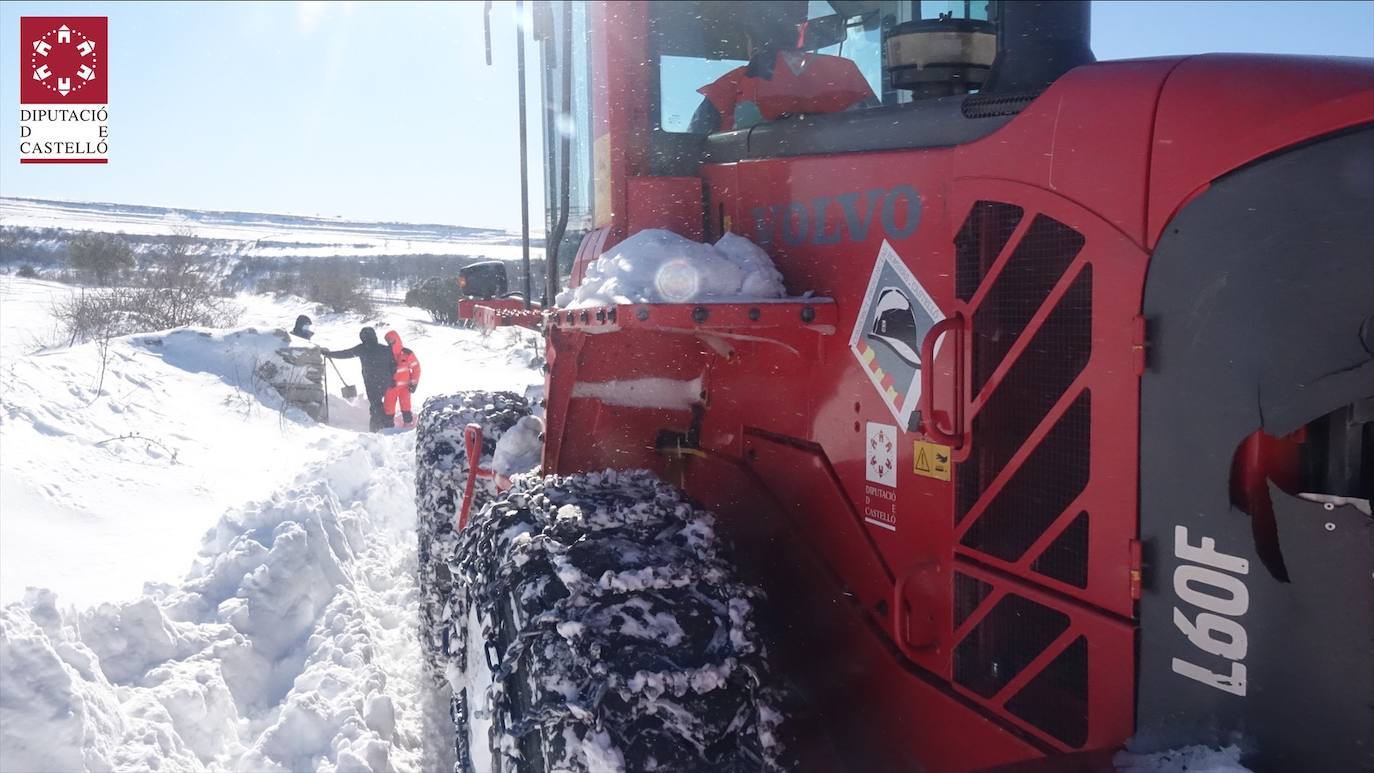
[0,436,440,773]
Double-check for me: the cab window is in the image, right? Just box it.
[653,0,994,134]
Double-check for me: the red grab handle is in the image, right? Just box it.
[892,561,939,660]
[458,422,492,532]
[919,314,964,447]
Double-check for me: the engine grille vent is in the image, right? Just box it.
[1032,511,1090,589]
[962,92,1041,119]
[1006,635,1089,747]
[960,393,1091,561]
[954,201,1024,301]
[954,593,1069,698]
[970,215,1086,395]
[954,572,993,629]
[958,266,1093,523]
[944,200,1123,752]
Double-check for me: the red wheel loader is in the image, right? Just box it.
[416,2,1374,771]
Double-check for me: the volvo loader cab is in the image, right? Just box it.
[416,1,1374,771]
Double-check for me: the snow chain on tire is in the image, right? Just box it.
[416,391,531,678]
[452,470,783,772]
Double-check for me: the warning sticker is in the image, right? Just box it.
[913,440,952,481]
[849,241,945,430]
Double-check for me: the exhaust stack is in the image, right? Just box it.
[983,0,1095,94]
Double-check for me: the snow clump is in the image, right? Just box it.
[491,414,545,478]
[556,229,787,307]
[1114,744,1252,773]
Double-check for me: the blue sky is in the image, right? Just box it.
[1,1,1371,229]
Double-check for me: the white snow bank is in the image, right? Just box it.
[132,327,304,389]
[1114,744,1252,773]
[0,434,446,772]
[0,277,546,771]
[0,321,338,606]
[1,279,545,607]
[556,229,787,308]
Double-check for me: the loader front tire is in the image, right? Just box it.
[415,390,530,675]
[447,470,782,772]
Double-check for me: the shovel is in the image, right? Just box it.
[324,354,358,399]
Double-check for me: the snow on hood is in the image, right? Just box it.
[555,229,787,308]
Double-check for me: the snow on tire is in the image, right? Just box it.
[452,469,783,772]
[415,390,531,676]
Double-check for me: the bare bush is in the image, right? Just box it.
[17,265,38,278]
[54,226,240,345]
[53,288,128,346]
[287,262,373,314]
[67,231,134,286]
[137,228,240,330]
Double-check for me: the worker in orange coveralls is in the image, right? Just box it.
[688,6,875,133]
[383,330,421,427]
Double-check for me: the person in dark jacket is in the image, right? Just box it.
[324,326,394,432]
[290,314,314,340]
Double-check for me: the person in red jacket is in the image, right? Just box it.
[688,7,875,134]
[383,330,421,427]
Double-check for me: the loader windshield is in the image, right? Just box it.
[656,0,884,133]
[655,0,997,134]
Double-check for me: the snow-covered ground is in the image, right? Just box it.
[0,275,541,771]
[1,197,541,263]
[0,277,539,606]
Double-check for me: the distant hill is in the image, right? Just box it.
[0,196,545,293]
[0,196,541,264]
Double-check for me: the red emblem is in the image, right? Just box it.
[21,17,107,104]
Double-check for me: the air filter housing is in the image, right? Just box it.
[885,17,996,99]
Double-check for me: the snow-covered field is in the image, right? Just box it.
[1,197,541,263]
[0,275,541,771]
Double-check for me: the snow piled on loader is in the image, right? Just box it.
[556,229,788,307]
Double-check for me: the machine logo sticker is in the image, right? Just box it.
[850,241,945,429]
[863,422,899,531]
[865,422,897,486]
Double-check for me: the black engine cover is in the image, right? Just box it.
[1137,126,1374,772]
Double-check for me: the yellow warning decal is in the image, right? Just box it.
[913,440,952,481]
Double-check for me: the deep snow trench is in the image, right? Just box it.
[0,278,540,771]
[2,435,451,772]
